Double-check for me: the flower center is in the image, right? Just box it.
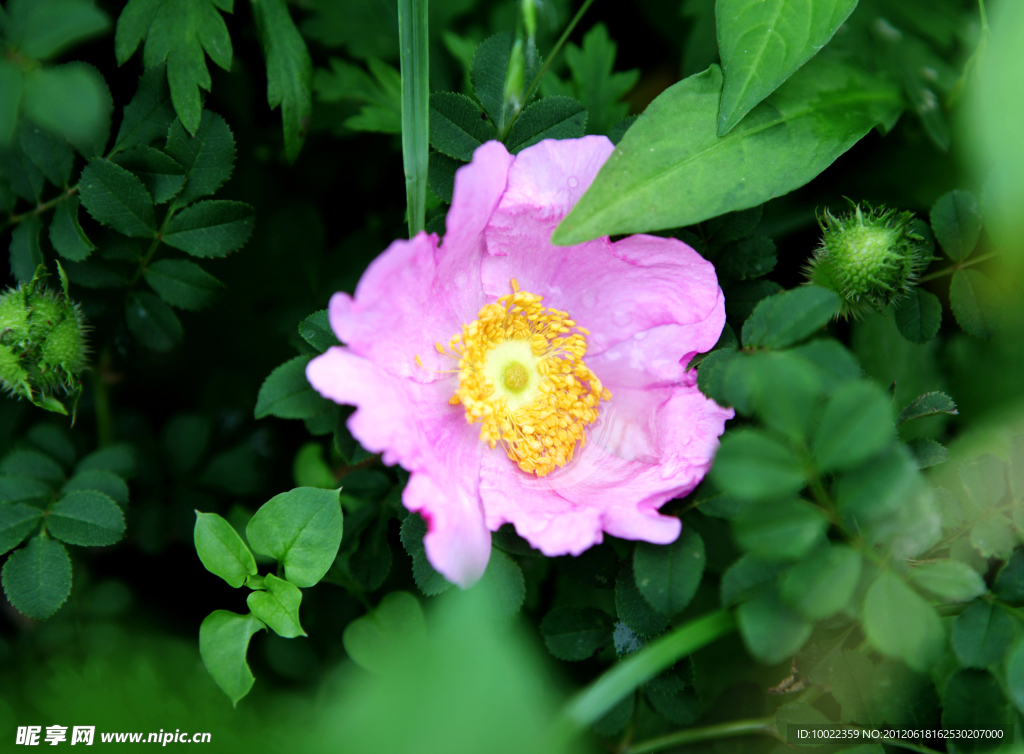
[432,280,610,477]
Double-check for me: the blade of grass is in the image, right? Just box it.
[398,0,430,237]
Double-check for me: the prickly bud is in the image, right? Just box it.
[804,202,928,318]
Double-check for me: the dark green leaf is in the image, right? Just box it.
[733,499,828,562]
[789,338,862,392]
[1,535,72,619]
[47,490,125,546]
[347,516,392,591]
[941,670,1013,751]
[894,288,942,344]
[22,63,112,156]
[470,33,540,133]
[950,269,997,340]
[427,151,459,204]
[835,445,919,527]
[720,553,784,607]
[79,158,156,237]
[1008,642,1024,715]
[553,57,901,244]
[742,285,840,349]
[112,63,176,154]
[994,550,1024,604]
[48,196,95,262]
[161,414,211,477]
[298,310,340,353]
[341,591,426,675]
[716,0,857,134]
[930,190,982,262]
[744,350,822,439]
[812,380,894,472]
[0,476,52,506]
[0,449,64,486]
[539,606,614,661]
[780,544,861,620]
[399,512,451,596]
[62,470,129,507]
[125,291,183,352]
[0,143,45,201]
[592,692,634,737]
[908,438,947,469]
[9,0,109,60]
[615,561,669,636]
[198,610,265,706]
[247,572,305,638]
[0,503,44,556]
[194,510,257,588]
[710,429,806,501]
[246,487,343,588]
[775,701,832,746]
[162,200,255,258]
[76,444,136,478]
[255,355,333,420]
[475,547,525,620]
[607,115,636,145]
[828,650,880,725]
[719,235,776,281]
[112,145,185,203]
[0,60,22,147]
[19,125,74,187]
[9,215,43,283]
[165,111,236,206]
[646,685,701,727]
[737,587,811,664]
[200,443,265,496]
[725,278,782,325]
[633,529,704,616]
[505,96,587,154]
[428,91,494,161]
[144,258,224,310]
[896,391,958,425]
[951,601,1015,668]
[862,571,943,672]
[556,24,636,136]
[695,348,739,408]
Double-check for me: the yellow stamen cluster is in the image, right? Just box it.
[432,280,610,477]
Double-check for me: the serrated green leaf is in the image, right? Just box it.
[737,587,811,664]
[76,444,136,478]
[198,610,265,706]
[720,553,784,607]
[313,56,401,134]
[342,591,426,674]
[399,512,452,596]
[429,91,494,161]
[969,517,1016,560]
[930,190,982,262]
[553,57,901,244]
[0,449,64,487]
[0,140,45,201]
[539,606,614,661]
[862,570,943,672]
[9,215,43,283]
[951,601,1014,668]
[908,438,947,469]
[827,649,880,725]
[710,429,806,501]
[125,291,183,351]
[725,278,783,325]
[298,310,340,353]
[48,196,95,262]
[716,0,857,135]
[894,288,942,344]
[1008,642,1024,715]
[112,64,176,156]
[941,670,1013,749]
[742,285,840,349]
[470,32,540,134]
[812,380,894,472]
[427,152,459,204]
[247,572,305,638]
[251,0,312,163]
[255,355,333,420]
[144,258,224,310]
[994,550,1024,604]
[79,158,156,237]
[162,200,254,258]
[1,535,72,619]
[780,544,860,620]
[950,269,997,339]
[194,510,257,587]
[0,503,44,556]
[47,489,126,546]
[615,561,669,636]
[165,111,236,205]
[475,547,525,620]
[719,235,776,281]
[733,499,828,562]
[246,487,343,588]
[62,469,129,506]
[112,145,185,203]
[633,529,705,616]
[835,445,919,527]
[506,96,587,154]
[19,125,74,187]
[896,391,958,425]
[22,63,112,156]
[26,425,75,467]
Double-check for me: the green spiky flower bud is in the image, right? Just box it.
[804,202,928,318]
[0,263,89,417]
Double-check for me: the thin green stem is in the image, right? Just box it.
[627,716,776,754]
[1,184,80,232]
[498,0,596,142]
[978,0,988,30]
[398,0,430,237]
[129,205,178,285]
[918,251,998,282]
[90,348,114,447]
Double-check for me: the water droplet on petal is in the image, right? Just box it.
[568,176,579,188]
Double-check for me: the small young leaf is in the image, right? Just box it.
[247,572,305,638]
[125,291,184,352]
[1,535,72,619]
[194,510,258,588]
[79,158,156,237]
[399,512,452,596]
[246,487,343,588]
[710,429,806,501]
[112,145,185,203]
[255,355,333,420]
[895,288,942,344]
[930,190,982,262]
[633,528,705,616]
[198,610,265,706]
[812,380,894,472]
[144,258,224,310]
[112,63,176,154]
[505,96,587,154]
[737,587,812,664]
[742,285,841,349]
[165,111,236,206]
[46,490,125,546]
[863,571,943,672]
[897,391,958,425]
[298,310,340,353]
[429,91,494,161]
[162,200,255,258]
[0,503,44,556]
[539,606,614,661]
[950,269,997,339]
[342,591,426,674]
[780,544,861,620]
[733,499,828,562]
[48,196,95,262]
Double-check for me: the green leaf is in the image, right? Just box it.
[247,572,305,638]
[506,96,587,154]
[633,529,705,617]
[46,490,125,546]
[144,258,223,310]
[1008,642,1024,715]
[194,510,257,587]
[347,515,392,591]
[951,601,1014,668]
[941,670,1013,750]
[812,380,894,472]
[165,111,236,206]
[79,158,156,238]
[737,587,812,664]
[428,92,494,161]
[1,449,65,486]
[22,63,112,156]
[0,503,44,556]
[1,535,72,619]
[828,650,882,726]
[741,285,840,349]
[62,469,129,507]
[9,215,43,283]
[950,269,997,340]
[780,544,861,620]
[342,591,426,674]
[427,151,459,204]
[994,550,1024,604]
[894,288,942,344]
[835,445,920,529]
[161,414,211,477]
[970,517,1016,560]
[744,350,822,439]
[125,291,184,352]
[539,606,614,661]
[930,189,982,262]
[775,701,832,746]
[961,453,1008,511]
[552,56,901,244]
[1011,434,1024,502]
[76,443,136,478]
[19,125,74,187]
[910,441,946,472]
[715,0,857,134]
[162,200,255,258]
[298,310,339,353]
[9,0,110,60]
[112,145,185,203]
[556,24,637,137]
[862,570,943,672]
[719,236,776,282]
[733,499,828,562]
[26,425,75,467]
[725,279,783,325]
[615,561,669,636]
[471,33,521,133]
[720,553,784,607]
[896,391,958,425]
[112,63,176,154]
[710,429,806,501]
[200,443,264,496]
[313,57,402,134]
[910,560,985,604]
[198,610,265,706]
[249,0,311,162]
[246,487,343,588]
[474,547,525,620]
[0,60,24,148]
[399,512,452,596]
[255,355,333,420]
[48,196,95,262]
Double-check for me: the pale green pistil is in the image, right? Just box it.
[502,361,530,393]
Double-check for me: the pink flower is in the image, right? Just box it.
[307,137,732,587]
